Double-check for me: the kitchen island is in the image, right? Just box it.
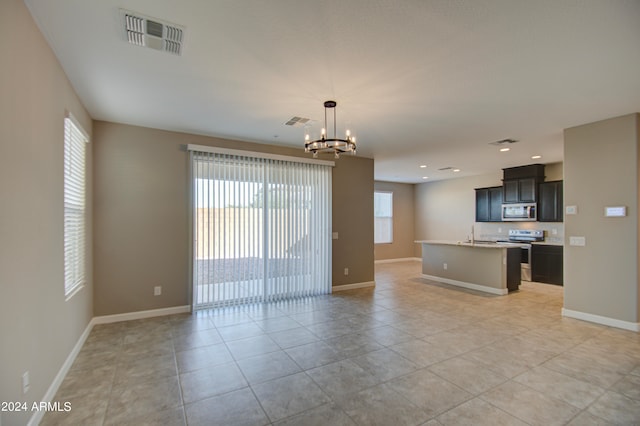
[416,240,524,295]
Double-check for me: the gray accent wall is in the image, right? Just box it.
[0,1,93,425]
[564,113,640,324]
[93,121,375,315]
[374,181,415,261]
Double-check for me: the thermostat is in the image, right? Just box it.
[605,206,626,217]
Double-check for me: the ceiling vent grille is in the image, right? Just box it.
[489,138,518,146]
[284,116,312,127]
[121,10,185,56]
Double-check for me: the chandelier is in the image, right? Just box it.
[304,100,356,158]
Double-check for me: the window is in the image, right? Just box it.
[374,191,393,244]
[63,115,88,298]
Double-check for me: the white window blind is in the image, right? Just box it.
[63,116,88,298]
[374,191,393,244]
[191,149,332,309]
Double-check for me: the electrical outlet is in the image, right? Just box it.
[443,263,448,270]
[344,267,349,276]
[498,227,502,233]
[154,286,162,296]
[22,371,30,394]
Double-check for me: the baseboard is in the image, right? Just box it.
[28,320,94,426]
[562,308,640,332]
[28,304,191,425]
[421,274,508,296]
[92,305,191,325]
[374,257,421,264]
[332,281,376,292]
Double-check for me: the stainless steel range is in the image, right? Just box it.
[508,229,544,281]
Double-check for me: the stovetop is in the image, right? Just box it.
[508,229,544,242]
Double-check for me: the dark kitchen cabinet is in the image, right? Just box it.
[531,244,563,285]
[475,186,503,222]
[539,180,563,222]
[503,177,537,203]
[502,164,545,204]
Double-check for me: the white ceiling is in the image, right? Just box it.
[25,0,640,183]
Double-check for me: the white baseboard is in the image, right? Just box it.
[332,281,376,292]
[562,308,640,332]
[374,257,421,264]
[28,320,94,426]
[421,274,508,296]
[28,305,190,425]
[92,305,191,325]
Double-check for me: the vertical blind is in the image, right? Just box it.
[190,147,332,309]
[63,116,88,297]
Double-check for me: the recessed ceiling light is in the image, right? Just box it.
[531,155,542,159]
[419,165,427,168]
[453,169,460,172]
[500,147,510,152]
[422,176,429,179]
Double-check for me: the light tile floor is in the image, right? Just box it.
[42,261,640,425]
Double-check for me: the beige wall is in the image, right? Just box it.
[545,162,564,181]
[0,1,93,425]
[564,114,639,323]
[93,122,374,315]
[332,157,375,285]
[414,172,503,256]
[374,181,416,260]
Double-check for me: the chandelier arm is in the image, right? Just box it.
[333,105,337,139]
[324,106,327,140]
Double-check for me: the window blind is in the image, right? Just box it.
[191,149,332,309]
[63,116,88,297]
[374,191,393,244]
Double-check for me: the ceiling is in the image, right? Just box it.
[25,0,640,183]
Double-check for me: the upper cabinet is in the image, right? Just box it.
[475,186,503,222]
[475,164,563,223]
[503,178,537,203]
[538,180,563,222]
[502,164,545,204]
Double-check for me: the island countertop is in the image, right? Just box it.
[415,240,528,249]
[417,240,522,294]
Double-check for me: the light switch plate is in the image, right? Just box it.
[332,232,339,240]
[569,236,586,246]
[566,205,578,215]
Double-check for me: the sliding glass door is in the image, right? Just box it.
[191,148,332,309]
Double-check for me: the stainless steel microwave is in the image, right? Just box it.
[502,203,537,221]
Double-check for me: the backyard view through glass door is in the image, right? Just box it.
[191,149,331,309]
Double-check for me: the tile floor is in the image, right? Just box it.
[42,261,640,425]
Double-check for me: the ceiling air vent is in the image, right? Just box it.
[122,10,185,56]
[489,138,518,146]
[284,117,312,127]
